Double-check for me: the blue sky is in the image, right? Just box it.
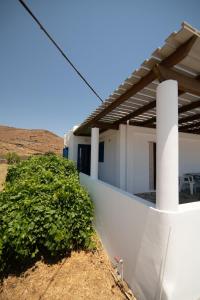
[1,0,199,137]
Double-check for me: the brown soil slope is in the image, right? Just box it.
[0,125,63,157]
[0,250,127,300]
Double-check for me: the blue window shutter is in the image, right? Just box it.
[63,147,69,158]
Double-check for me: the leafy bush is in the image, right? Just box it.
[5,152,20,164]
[0,154,94,273]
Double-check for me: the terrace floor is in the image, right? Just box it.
[135,192,200,204]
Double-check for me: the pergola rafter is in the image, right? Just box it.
[154,65,200,96]
[179,113,200,124]
[74,23,200,136]
[134,97,200,127]
[180,120,200,131]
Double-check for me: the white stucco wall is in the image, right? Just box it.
[167,203,200,300]
[80,173,200,300]
[66,126,200,194]
[126,126,156,194]
[179,133,200,176]
[65,129,119,185]
[112,126,200,194]
[98,130,120,187]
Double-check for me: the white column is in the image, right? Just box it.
[119,124,126,190]
[156,80,179,211]
[91,127,99,179]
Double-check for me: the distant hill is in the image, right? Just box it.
[0,125,63,157]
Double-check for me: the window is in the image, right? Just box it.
[99,142,104,162]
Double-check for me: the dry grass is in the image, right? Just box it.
[0,164,7,191]
[0,248,127,300]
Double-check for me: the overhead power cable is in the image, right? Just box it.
[18,0,103,103]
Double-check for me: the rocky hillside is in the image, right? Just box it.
[0,125,63,157]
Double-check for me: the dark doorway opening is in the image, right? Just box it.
[77,144,91,175]
[153,142,156,190]
[149,142,156,190]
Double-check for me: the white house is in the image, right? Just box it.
[65,22,200,300]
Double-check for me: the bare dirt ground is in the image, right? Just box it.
[0,125,63,157]
[0,249,127,300]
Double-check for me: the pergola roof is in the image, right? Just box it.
[74,22,200,136]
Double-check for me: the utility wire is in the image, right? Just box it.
[18,0,103,103]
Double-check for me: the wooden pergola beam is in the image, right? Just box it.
[74,71,156,135]
[129,120,156,128]
[74,35,197,135]
[98,119,200,135]
[92,121,118,130]
[187,128,200,134]
[136,73,200,127]
[161,35,197,67]
[91,117,200,135]
[179,120,200,130]
[179,113,200,124]
[138,98,200,126]
[179,100,200,114]
[128,119,200,135]
[112,100,156,126]
[154,65,200,96]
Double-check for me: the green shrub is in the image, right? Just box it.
[0,154,94,273]
[5,152,20,164]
